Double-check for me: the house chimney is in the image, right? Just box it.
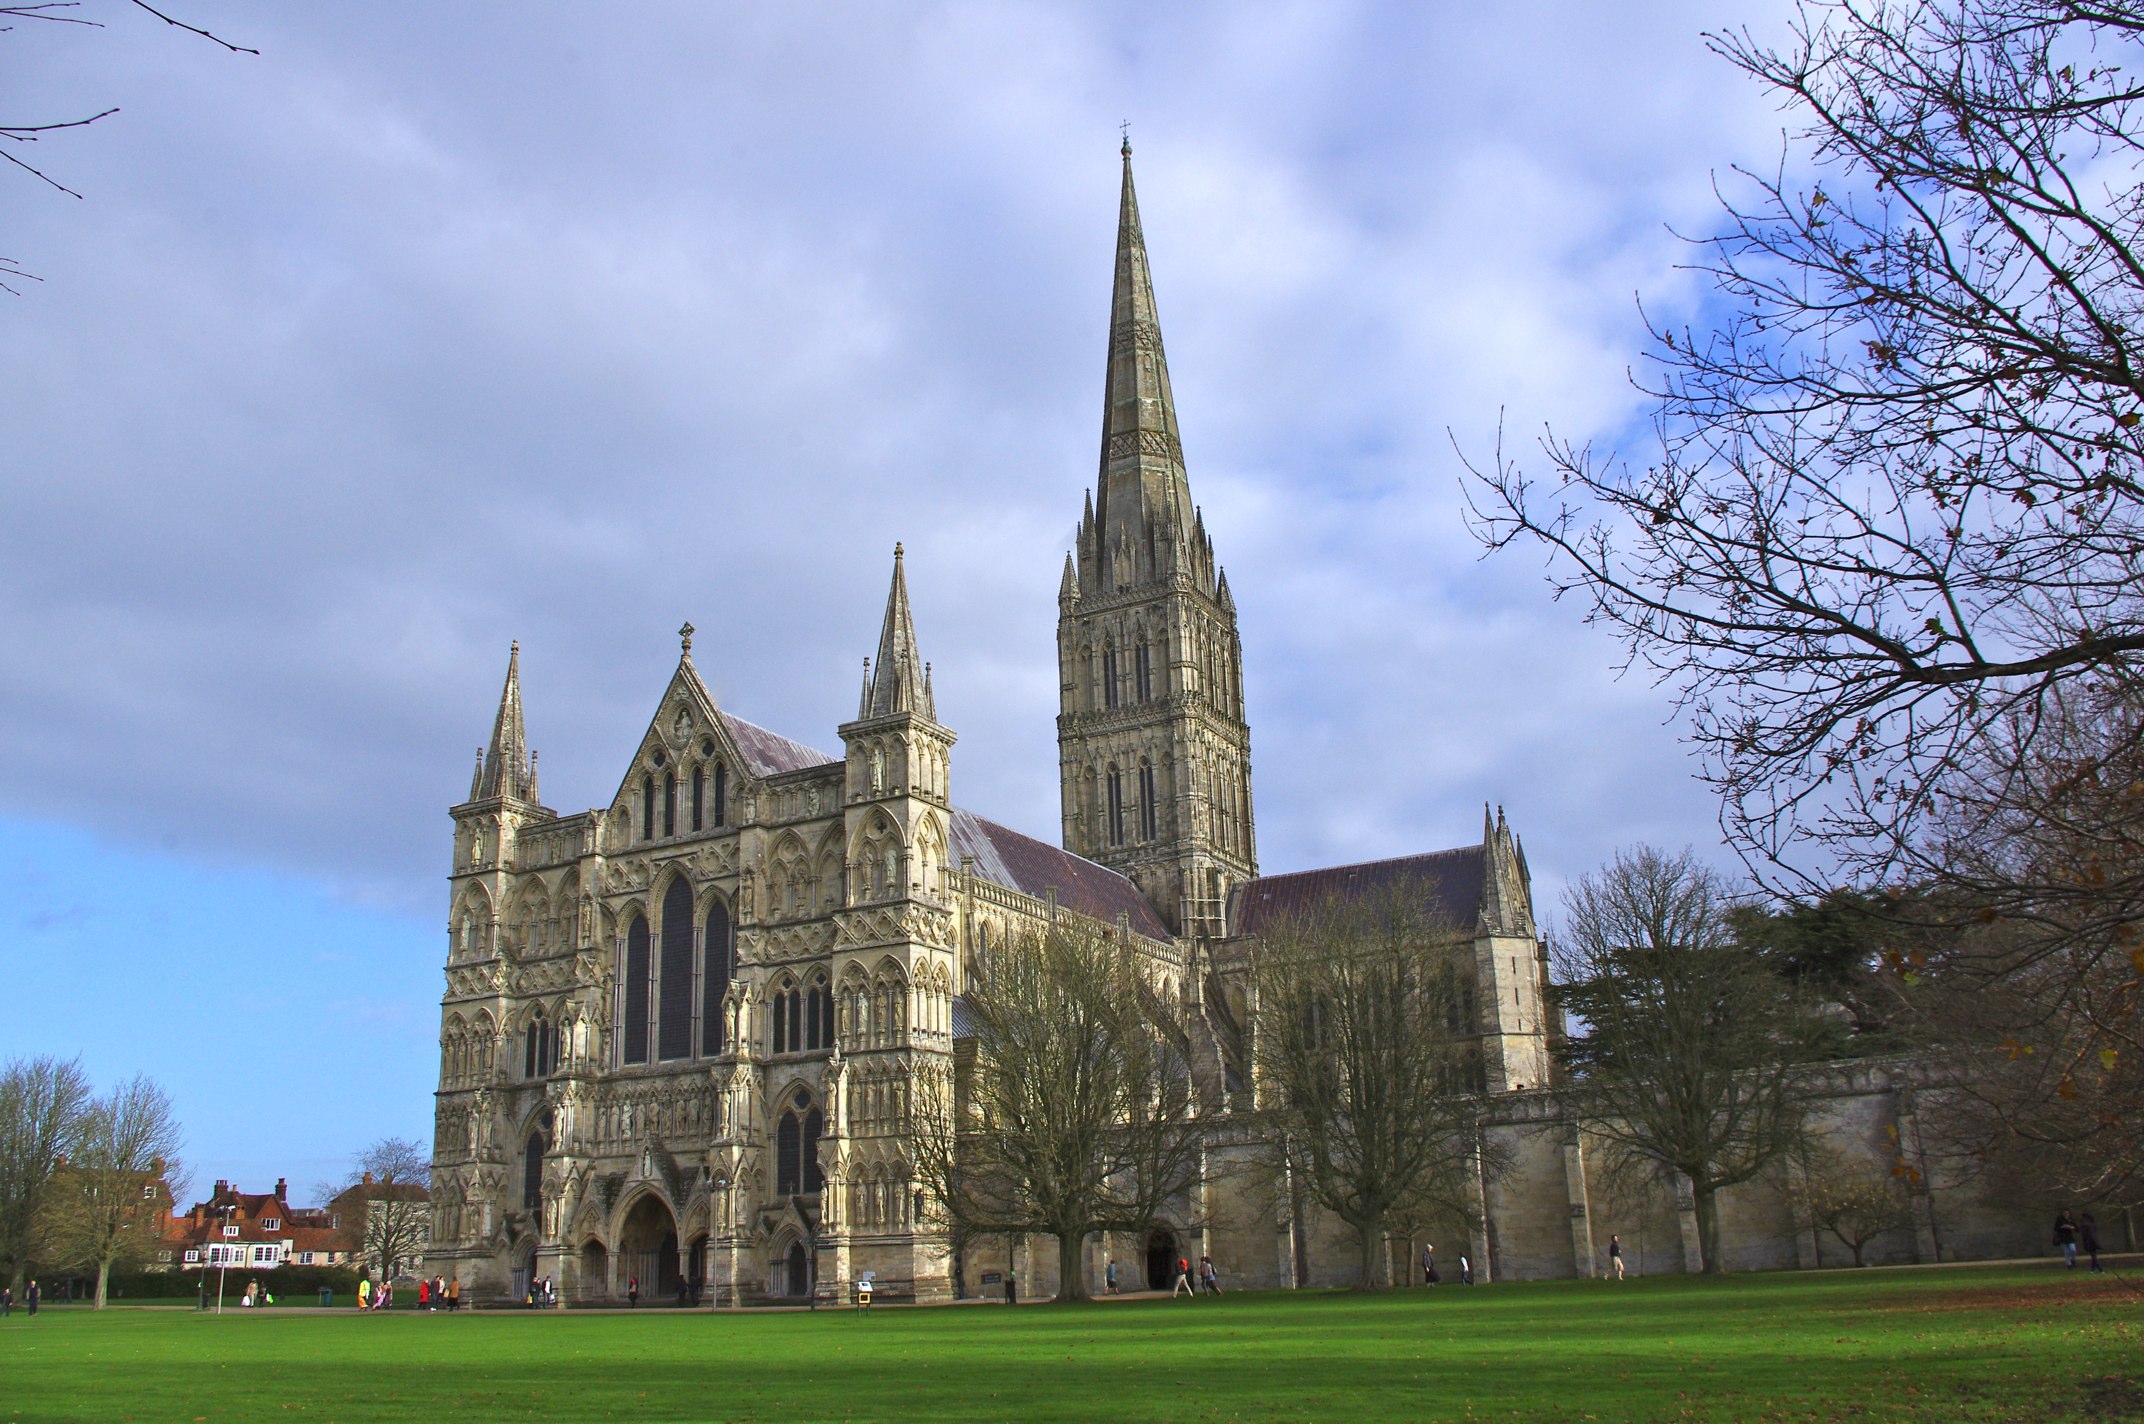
[275,1178,287,1201]
[362,1171,374,1187]
[215,1178,228,1196]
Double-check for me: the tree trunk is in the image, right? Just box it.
[1055,1231,1088,1302]
[95,1259,110,1309]
[1693,1186,1725,1275]
[1355,1218,1390,1291]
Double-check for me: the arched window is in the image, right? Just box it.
[691,767,704,832]
[522,1131,545,1210]
[641,774,654,841]
[658,878,693,1061]
[803,1108,825,1194]
[787,988,803,1051]
[622,915,650,1065]
[1135,641,1153,701]
[1102,644,1119,709]
[1139,760,1158,841]
[713,763,728,827]
[1106,765,1125,847]
[776,1112,802,1197]
[702,900,733,1057]
[772,990,789,1056]
[663,772,677,837]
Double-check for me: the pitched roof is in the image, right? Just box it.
[949,807,1171,941]
[719,711,840,777]
[1227,846,1485,939]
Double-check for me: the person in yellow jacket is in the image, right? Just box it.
[356,1278,371,1310]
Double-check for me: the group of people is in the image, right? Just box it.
[523,1276,558,1309]
[416,1275,463,1310]
[1420,1243,1475,1286]
[239,1280,275,1307]
[1168,1255,1223,1297]
[2053,1211,2106,1273]
[0,1282,34,1316]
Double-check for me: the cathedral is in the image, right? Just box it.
[426,144,1555,1304]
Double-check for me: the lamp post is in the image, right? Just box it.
[212,1202,236,1316]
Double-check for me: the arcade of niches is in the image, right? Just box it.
[426,147,2052,1307]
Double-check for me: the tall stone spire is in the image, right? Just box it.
[1093,138,1195,589]
[476,641,534,802]
[864,543,933,720]
[1058,142,1255,937]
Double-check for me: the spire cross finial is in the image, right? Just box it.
[678,622,695,657]
[1120,121,1131,156]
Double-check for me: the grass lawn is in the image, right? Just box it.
[0,1265,2134,1423]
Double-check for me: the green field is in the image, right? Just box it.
[0,1266,2134,1423]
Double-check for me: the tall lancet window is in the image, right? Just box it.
[1101,645,1119,709]
[658,877,694,1061]
[1134,643,1152,702]
[1139,759,1158,841]
[712,762,728,827]
[1106,765,1125,847]
[691,767,704,832]
[622,914,650,1065]
[641,775,654,841]
[663,773,677,837]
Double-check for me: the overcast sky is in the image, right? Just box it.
[3,1,1796,1199]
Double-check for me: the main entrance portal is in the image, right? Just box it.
[618,1195,681,1301]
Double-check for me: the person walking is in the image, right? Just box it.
[25,1280,38,1316]
[1,1284,12,1317]
[1608,1234,1625,1281]
[1104,1258,1117,1295]
[417,1279,430,1311]
[1424,1245,1439,1286]
[2080,1213,2105,1273]
[1199,1256,1220,1295]
[447,1277,461,1311]
[1458,1253,1474,1286]
[2054,1210,2081,1268]
[1172,1256,1195,1298]
[356,1278,370,1310]
[627,1274,639,1308]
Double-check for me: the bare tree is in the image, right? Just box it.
[1558,848,1835,1273]
[1784,1146,1917,1266]
[1470,0,2144,886]
[0,1055,92,1289]
[3,1,254,292]
[41,1074,183,1306]
[1247,883,1494,1290]
[328,1137,430,1280]
[907,920,1207,1302]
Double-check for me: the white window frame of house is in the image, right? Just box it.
[250,1244,278,1266]
[298,1251,315,1265]
[184,1249,201,1264]
[262,1217,280,1231]
[222,1224,239,1238]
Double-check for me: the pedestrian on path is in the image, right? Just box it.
[1,1285,12,1317]
[1459,1254,1474,1285]
[25,1280,38,1316]
[1172,1256,1195,1298]
[2054,1210,2081,1268]
[1199,1256,1220,1294]
[2081,1213,2105,1273]
[1424,1245,1439,1285]
[628,1275,639,1308]
[1608,1235,1625,1281]
[1105,1258,1117,1294]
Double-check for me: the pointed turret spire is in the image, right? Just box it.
[478,641,534,801]
[1094,141,1193,588]
[864,544,932,719]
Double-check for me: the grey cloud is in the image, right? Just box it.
[3,0,1793,922]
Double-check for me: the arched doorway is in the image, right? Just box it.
[618,1195,682,1301]
[579,1241,609,1302]
[685,1235,709,1305]
[776,1237,811,1301]
[1145,1228,1179,1291]
[510,1240,537,1305]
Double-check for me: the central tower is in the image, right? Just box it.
[1058,142,1255,937]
